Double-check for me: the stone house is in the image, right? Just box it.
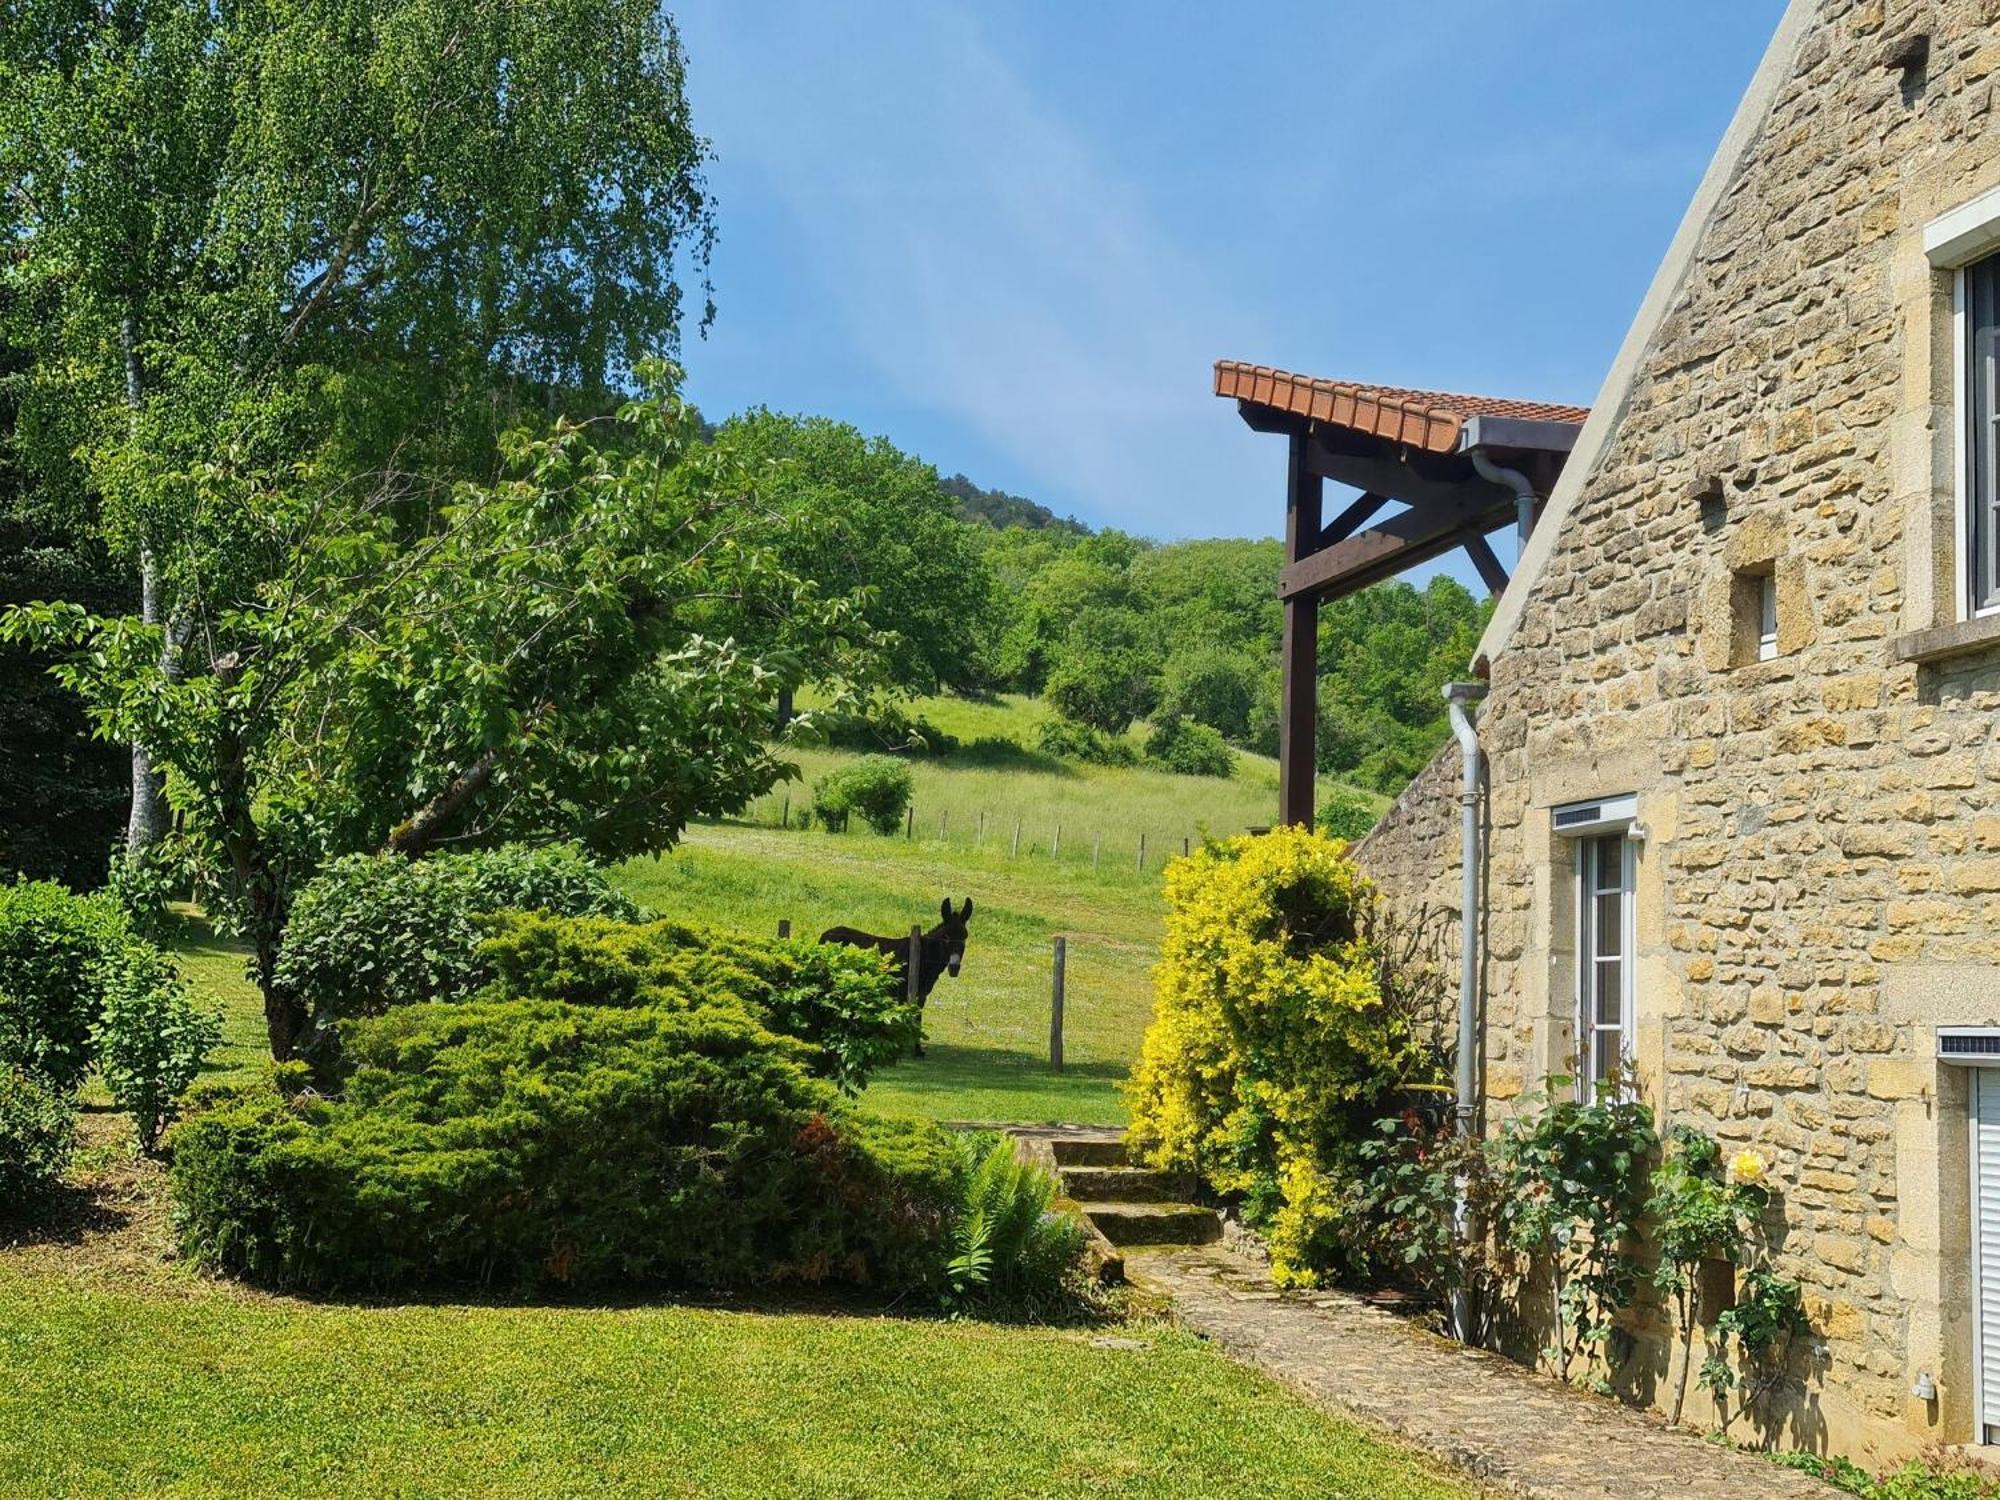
[1220,0,2000,1468]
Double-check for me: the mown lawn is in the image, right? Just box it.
[0,1260,1473,1499]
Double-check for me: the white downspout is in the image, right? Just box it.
[1469,449,1539,548]
[1443,680,1488,1346]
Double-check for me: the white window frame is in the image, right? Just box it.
[1926,192,2000,621]
[1553,796,1639,1101]
[1757,572,1779,661]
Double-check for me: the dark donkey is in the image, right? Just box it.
[820,897,973,1057]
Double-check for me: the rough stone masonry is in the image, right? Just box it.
[1357,0,2000,1469]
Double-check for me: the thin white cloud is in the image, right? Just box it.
[675,0,1275,535]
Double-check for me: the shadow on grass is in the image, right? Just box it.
[0,1182,132,1248]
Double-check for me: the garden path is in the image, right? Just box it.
[1129,1245,1839,1499]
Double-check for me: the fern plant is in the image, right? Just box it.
[941,1133,1083,1310]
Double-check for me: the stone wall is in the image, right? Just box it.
[1355,0,2000,1466]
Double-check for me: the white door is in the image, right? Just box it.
[1973,1068,2000,1442]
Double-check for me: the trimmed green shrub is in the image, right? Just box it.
[1034,716,1137,767]
[0,1063,78,1203]
[477,912,914,1091]
[1316,787,1381,843]
[942,1132,1084,1311]
[810,756,914,834]
[1143,714,1234,778]
[272,843,639,1026]
[95,942,224,1151]
[169,998,960,1294]
[0,879,131,1090]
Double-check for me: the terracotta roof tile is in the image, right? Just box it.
[1214,360,1589,455]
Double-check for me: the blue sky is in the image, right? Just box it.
[670,1,1786,576]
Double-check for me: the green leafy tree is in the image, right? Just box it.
[0,0,717,856]
[0,306,128,885]
[717,412,996,703]
[8,378,884,1059]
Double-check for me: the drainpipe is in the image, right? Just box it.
[1469,449,1539,548]
[1443,680,1488,1346]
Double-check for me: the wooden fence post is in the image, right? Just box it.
[905,805,914,841]
[781,794,789,829]
[939,809,948,840]
[777,919,791,940]
[1050,936,1066,1073]
[1011,818,1022,858]
[1093,834,1101,871]
[977,810,985,847]
[1182,836,1190,858]
[1052,823,1061,859]
[1136,832,1147,872]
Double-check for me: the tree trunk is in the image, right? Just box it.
[121,311,170,856]
[774,685,795,733]
[1668,1288,1694,1425]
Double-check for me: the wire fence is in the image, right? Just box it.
[736,790,1210,875]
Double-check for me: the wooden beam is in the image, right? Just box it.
[1304,438,1515,514]
[1316,493,1389,550]
[1279,493,1514,601]
[1463,534,1511,596]
[1279,431,1321,830]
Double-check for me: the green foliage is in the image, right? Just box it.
[1158,646,1259,743]
[0,317,128,890]
[1045,651,1154,735]
[811,756,915,835]
[718,412,998,695]
[1490,1081,1658,1388]
[939,1133,1085,1312]
[94,943,224,1152]
[169,999,958,1294]
[1705,1266,1809,1433]
[0,1062,77,1204]
[1773,1451,2000,1500]
[10,378,887,1059]
[0,879,132,1090]
[1142,715,1234,779]
[1347,1112,1494,1304]
[1034,716,1138,767]
[477,912,914,1092]
[272,845,639,1028]
[1126,827,1444,1286]
[1317,787,1382,842]
[102,847,183,945]
[1645,1125,1771,1424]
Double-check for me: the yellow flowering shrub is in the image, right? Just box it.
[1125,826,1443,1285]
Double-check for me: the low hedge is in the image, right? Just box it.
[477,912,914,1091]
[0,1063,77,1204]
[169,999,961,1295]
[272,844,640,1027]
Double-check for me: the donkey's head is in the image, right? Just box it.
[932,896,974,977]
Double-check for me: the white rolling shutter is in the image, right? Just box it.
[1975,1070,2000,1439]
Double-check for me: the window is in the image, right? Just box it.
[1967,251,2000,617]
[1757,572,1779,661]
[1576,831,1635,1100]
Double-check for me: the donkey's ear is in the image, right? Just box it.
[959,897,973,921]
[941,897,953,922]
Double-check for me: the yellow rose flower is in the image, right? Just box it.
[1727,1149,1768,1187]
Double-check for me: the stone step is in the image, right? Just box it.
[1049,1136,1129,1168]
[1084,1201,1223,1247]
[1060,1166,1197,1203]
